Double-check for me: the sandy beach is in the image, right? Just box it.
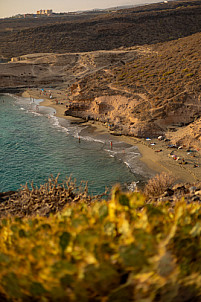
[21,89,201,184]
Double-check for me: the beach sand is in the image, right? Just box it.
[21,89,201,184]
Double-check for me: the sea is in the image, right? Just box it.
[0,94,152,195]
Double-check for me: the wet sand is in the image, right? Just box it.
[21,89,201,184]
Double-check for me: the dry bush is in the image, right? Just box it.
[0,175,107,219]
[144,172,174,197]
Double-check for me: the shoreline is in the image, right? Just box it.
[21,89,201,184]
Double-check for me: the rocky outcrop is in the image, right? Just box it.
[147,182,201,205]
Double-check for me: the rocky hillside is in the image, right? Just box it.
[0,48,144,89]
[0,0,200,143]
[67,32,201,139]
[0,33,200,142]
[0,0,201,59]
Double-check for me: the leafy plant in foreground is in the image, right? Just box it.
[0,186,200,301]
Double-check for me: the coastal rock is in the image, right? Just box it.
[162,188,174,197]
[147,182,201,206]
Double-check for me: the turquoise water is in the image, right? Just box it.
[0,94,147,195]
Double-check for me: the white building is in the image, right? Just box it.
[37,10,53,15]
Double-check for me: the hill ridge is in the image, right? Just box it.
[1,0,201,59]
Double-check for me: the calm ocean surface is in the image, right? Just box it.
[0,94,148,195]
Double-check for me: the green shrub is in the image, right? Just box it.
[186,73,194,77]
[0,183,201,301]
[162,70,175,77]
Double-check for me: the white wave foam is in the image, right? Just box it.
[124,161,131,168]
[31,111,42,117]
[52,116,60,127]
[48,116,69,134]
[77,135,105,144]
[11,94,145,176]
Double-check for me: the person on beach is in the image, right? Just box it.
[110,141,113,150]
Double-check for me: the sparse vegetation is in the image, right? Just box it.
[144,172,174,197]
[0,1,201,139]
[0,175,104,219]
[162,70,175,77]
[186,73,194,77]
[65,31,200,137]
[0,0,201,59]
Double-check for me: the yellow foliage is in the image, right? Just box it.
[0,187,201,301]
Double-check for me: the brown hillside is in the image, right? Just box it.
[0,33,200,141]
[68,32,201,138]
[113,33,201,126]
[0,0,201,59]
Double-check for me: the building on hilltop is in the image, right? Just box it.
[37,9,53,16]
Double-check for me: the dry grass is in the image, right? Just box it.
[0,175,107,218]
[0,173,175,218]
[144,172,174,197]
